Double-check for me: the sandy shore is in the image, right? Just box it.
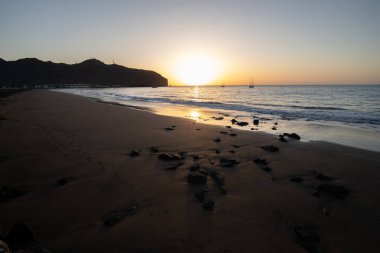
[1,90,379,253]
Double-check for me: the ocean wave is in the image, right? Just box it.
[59,88,380,126]
[96,92,380,125]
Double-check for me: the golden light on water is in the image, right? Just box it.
[176,54,219,85]
[189,110,201,119]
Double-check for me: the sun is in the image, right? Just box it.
[176,54,218,85]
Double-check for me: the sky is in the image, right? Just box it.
[1,0,380,85]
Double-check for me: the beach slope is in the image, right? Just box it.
[0,90,379,253]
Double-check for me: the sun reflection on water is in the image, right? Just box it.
[192,86,200,100]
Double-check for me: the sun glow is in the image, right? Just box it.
[189,110,201,120]
[176,54,218,85]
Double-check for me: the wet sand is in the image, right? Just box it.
[1,90,380,253]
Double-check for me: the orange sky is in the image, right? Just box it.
[1,1,380,85]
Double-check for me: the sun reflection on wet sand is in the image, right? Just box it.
[189,110,201,120]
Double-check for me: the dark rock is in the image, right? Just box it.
[274,122,278,125]
[7,223,34,246]
[164,127,175,131]
[219,158,238,163]
[262,166,272,172]
[0,185,23,202]
[316,173,334,181]
[225,126,232,129]
[187,174,207,185]
[236,121,248,127]
[215,149,221,154]
[150,147,160,153]
[0,240,11,253]
[158,153,183,161]
[213,117,224,120]
[231,119,238,124]
[253,119,259,125]
[104,206,137,226]
[289,133,301,140]
[232,144,240,148]
[214,138,222,143]
[56,177,73,186]
[202,199,215,211]
[279,135,288,142]
[219,158,239,167]
[199,169,209,175]
[196,128,201,131]
[129,150,140,157]
[317,184,349,198]
[272,126,277,130]
[194,191,205,202]
[283,133,290,136]
[260,145,279,152]
[171,125,176,128]
[229,150,236,153]
[219,131,228,134]
[229,133,237,137]
[253,158,267,165]
[290,177,304,183]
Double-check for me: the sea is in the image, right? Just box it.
[55,85,380,152]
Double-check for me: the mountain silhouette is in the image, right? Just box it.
[0,58,168,87]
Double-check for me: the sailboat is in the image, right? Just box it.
[249,77,255,88]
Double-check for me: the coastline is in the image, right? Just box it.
[1,90,380,252]
[55,86,380,152]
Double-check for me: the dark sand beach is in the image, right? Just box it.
[1,90,380,253]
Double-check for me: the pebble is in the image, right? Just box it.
[104,206,137,226]
[158,153,183,161]
[129,150,140,157]
[290,177,304,183]
[260,145,279,152]
[253,158,267,165]
[150,147,160,153]
[219,158,239,167]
